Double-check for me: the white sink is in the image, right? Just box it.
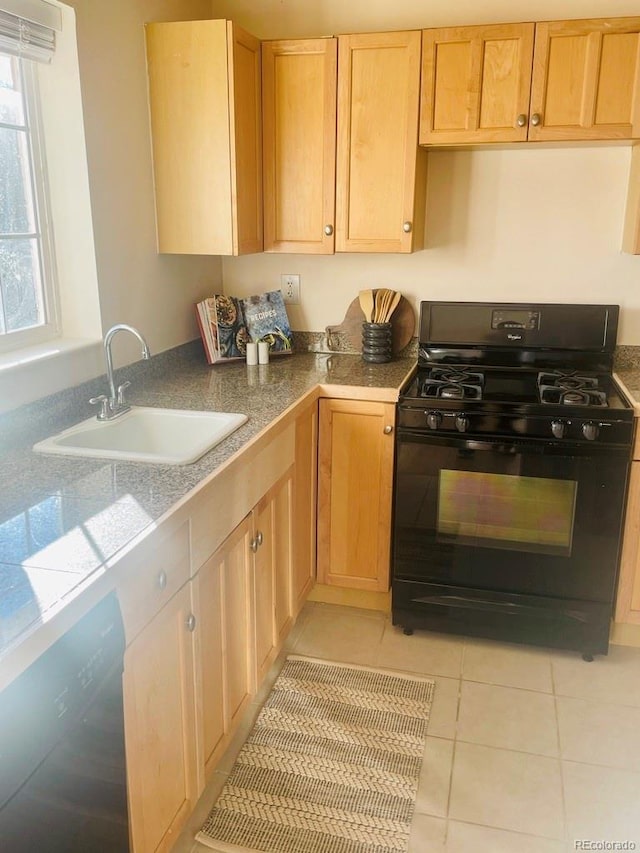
[33,407,248,465]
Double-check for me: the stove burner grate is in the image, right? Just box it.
[537,371,607,407]
[419,367,484,400]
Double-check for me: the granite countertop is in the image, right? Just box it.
[615,370,640,411]
[0,344,414,683]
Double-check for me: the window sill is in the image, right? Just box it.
[0,338,104,415]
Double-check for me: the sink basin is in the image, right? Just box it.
[33,407,248,465]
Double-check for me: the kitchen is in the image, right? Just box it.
[2,0,640,851]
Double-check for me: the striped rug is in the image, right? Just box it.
[196,655,435,853]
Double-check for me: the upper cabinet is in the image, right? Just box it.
[145,20,262,255]
[262,38,337,253]
[420,17,640,145]
[262,30,427,254]
[420,24,535,145]
[529,18,640,142]
[336,31,427,253]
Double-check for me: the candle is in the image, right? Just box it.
[246,342,258,365]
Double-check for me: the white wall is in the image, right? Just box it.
[65,0,223,368]
[213,0,640,344]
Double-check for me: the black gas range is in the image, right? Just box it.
[392,302,634,659]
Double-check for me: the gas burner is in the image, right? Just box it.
[537,371,600,390]
[419,367,484,400]
[537,371,608,406]
[539,386,608,407]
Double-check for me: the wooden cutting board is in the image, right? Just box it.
[327,295,415,354]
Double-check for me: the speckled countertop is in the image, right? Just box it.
[0,342,414,683]
[615,370,640,411]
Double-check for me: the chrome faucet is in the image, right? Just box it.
[90,324,151,420]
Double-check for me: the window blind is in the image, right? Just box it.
[0,0,62,63]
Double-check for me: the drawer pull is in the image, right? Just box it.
[157,570,168,591]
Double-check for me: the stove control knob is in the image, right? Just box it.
[551,419,567,439]
[426,411,442,430]
[582,421,599,441]
[455,414,469,433]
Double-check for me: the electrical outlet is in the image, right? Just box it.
[281,274,300,304]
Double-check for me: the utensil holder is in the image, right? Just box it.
[362,322,392,363]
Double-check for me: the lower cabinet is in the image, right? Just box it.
[195,467,294,780]
[123,583,199,853]
[195,514,254,779]
[317,398,396,591]
[615,458,640,625]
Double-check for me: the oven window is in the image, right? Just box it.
[437,470,577,556]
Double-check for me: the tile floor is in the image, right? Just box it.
[174,602,640,853]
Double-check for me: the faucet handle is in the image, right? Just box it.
[89,394,110,420]
[116,380,131,407]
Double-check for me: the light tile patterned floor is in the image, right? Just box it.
[174,602,640,853]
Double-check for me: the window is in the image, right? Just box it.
[0,50,57,351]
[0,2,103,413]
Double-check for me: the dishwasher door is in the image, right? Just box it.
[0,591,129,852]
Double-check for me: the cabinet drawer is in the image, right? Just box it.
[117,520,191,644]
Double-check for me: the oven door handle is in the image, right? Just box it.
[462,440,521,454]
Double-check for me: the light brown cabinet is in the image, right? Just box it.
[145,19,262,255]
[420,17,640,145]
[262,31,427,254]
[123,583,199,853]
[336,30,427,253]
[420,23,535,145]
[317,398,396,591]
[196,513,255,778]
[615,427,640,626]
[253,469,294,683]
[262,38,337,253]
[292,400,318,614]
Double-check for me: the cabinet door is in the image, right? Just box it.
[293,400,318,616]
[420,24,534,145]
[123,584,198,853]
[229,22,263,254]
[615,460,640,624]
[317,399,396,591]
[335,31,427,253]
[254,470,294,683]
[145,19,262,255]
[530,18,640,141]
[196,514,254,778]
[262,39,337,253]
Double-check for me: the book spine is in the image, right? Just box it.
[195,302,213,364]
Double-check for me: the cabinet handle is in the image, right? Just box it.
[157,570,168,591]
[250,537,259,553]
[516,113,527,127]
[530,113,541,127]
[402,221,412,233]
[256,530,264,546]
[324,224,333,236]
[186,614,196,632]
[384,425,394,435]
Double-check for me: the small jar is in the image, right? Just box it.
[362,322,392,363]
[258,340,270,364]
[246,342,258,365]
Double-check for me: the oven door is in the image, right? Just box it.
[393,431,630,604]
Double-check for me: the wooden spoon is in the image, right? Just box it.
[373,289,389,323]
[359,289,374,322]
[385,291,401,322]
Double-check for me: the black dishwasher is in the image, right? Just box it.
[0,591,129,852]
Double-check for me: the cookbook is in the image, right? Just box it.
[195,291,293,364]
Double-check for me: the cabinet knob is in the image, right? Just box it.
[256,530,264,546]
[383,425,394,434]
[402,221,412,233]
[157,570,168,591]
[250,537,259,553]
[530,113,541,127]
[516,113,527,127]
[186,614,196,632]
[324,224,334,236]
